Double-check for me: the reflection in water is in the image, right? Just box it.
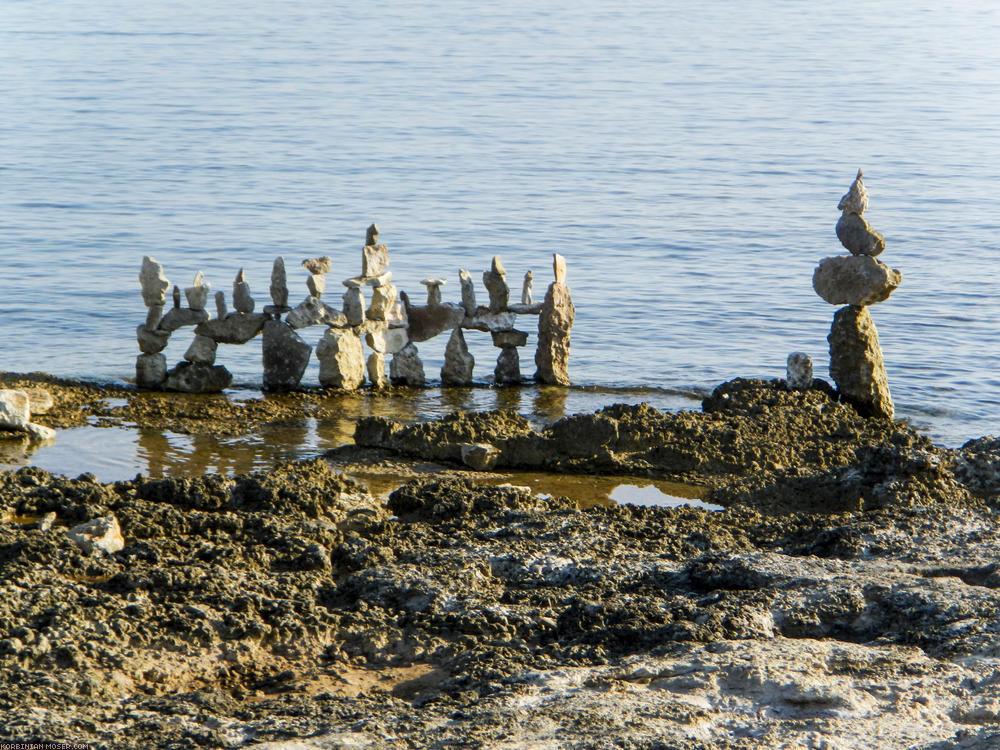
[0,434,41,470]
[532,386,568,424]
[609,484,723,511]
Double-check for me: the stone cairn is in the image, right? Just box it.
[811,170,901,418]
[136,225,575,392]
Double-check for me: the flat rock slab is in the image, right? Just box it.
[157,307,209,333]
[406,302,465,343]
[195,313,268,344]
[813,255,901,307]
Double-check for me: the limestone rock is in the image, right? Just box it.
[421,278,445,307]
[460,443,500,470]
[483,256,509,312]
[316,329,365,390]
[157,307,209,333]
[368,283,399,321]
[145,304,164,330]
[262,320,312,391]
[343,287,366,327]
[837,169,869,216]
[307,273,326,297]
[67,515,124,555]
[22,422,56,442]
[491,329,529,348]
[184,271,210,311]
[136,353,167,389]
[786,352,813,390]
[165,361,232,393]
[459,269,477,315]
[214,292,227,320]
[367,352,388,389]
[390,343,426,386]
[184,334,218,365]
[535,282,575,385]
[553,253,567,284]
[813,255,901,307]
[233,269,255,314]
[136,324,170,354]
[285,296,345,330]
[403,293,465,342]
[495,347,521,385]
[302,256,332,275]
[521,271,534,305]
[23,388,54,415]
[441,329,475,386]
[139,256,170,308]
[363,244,390,278]
[463,310,517,332]
[270,257,289,308]
[828,305,893,419]
[0,390,30,430]
[367,327,408,354]
[836,211,885,256]
[196,313,267,344]
[386,300,407,328]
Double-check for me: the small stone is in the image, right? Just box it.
[491,329,529,348]
[0,390,30,430]
[521,271,533,305]
[343,287,366,326]
[368,283,398,321]
[441,328,475,386]
[157,307,209,333]
[553,253,567,284]
[67,515,124,555]
[836,212,886,256]
[363,244,390,278]
[483,256,509,312]
[146,304,164,330]
[837,169,869,216]
[139,257,170,308]
[495,347,521,385]
[233,269,255,314]
[813,255,901,306]
[184,334,218,365]
[22,422,56,442]
[367,352,388,389]
[195,313,268,344]
[828,305,893,419]
[184,271,210,311]
[270,257,289,308]
[366,327,408,354]
[165,361,232,393]
[460,443,499,470]
[507,302,544,315]
[172,285,182,309]
[306,273,325,298]
[36,512,56,532]
[459,269,477,315]
[262,320,312,391]
[535,282,575,385]
[136,324,170,354]
[136,353,167,389]
[316,329,365,390]
[214,291,227,320]
[389,343,425,386]
[342,277,363,289]
[366,223,379,246]
[285,296,345,330]
[302,256,332,275]
[23,388,53,415]
[786,352,813,390]
[421,278,446,307]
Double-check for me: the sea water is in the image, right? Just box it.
[2,1,1000,447]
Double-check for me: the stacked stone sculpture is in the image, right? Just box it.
[812,170,900,418]
[136,225,575,392]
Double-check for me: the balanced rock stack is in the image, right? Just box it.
[812,170,900,418]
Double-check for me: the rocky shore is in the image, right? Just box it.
[2,374,1000,748]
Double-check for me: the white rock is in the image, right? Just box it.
[316,329,365,390]
[67,515,125,555]
[23,388,54,415]
[184,271,210,311]
[368,283,398,321]
[0,390,30,430]
[23,422,56,442]
[786,352,813,390]
[553,253,567,284]
[139,256,170,308]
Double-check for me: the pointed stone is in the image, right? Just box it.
[184,271,210,311]
[441,328,475,386]
[828,305,893,419]
[184,334,218,365]
[459,269,477,315]
[366,223,379,246]
[553,253,567,285]
[270,257,289,308]
[495,347,521,385]
[521,271,533,305]
[136,324,170,354]
[786,352,813,390]
[390,343,425,386]
[262,320,312,391]
[172,285,181,309]
[368,283,398,321]
[233,269,255,314]
[483,256,509,312]
[837,169,869,216]
[195,313,267,344]
[302,256,332,275]
[215,291,227,320]
[165,361,232,393]
[316,329,365,390]
[343,287,366,326]
[135,353,167,389]
[534,282,575,385]
[367,352,388,389]
[139,256,170,308]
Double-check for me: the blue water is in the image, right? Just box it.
[2,1,1000,446]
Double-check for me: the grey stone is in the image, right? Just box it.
[421,278,445,307]
[233,269,255,314]
[184,334,218,365]
[366,223,379,246]
[343,287,366,326]
[196,313,267,344]
[184,271,210,311]
[491,329,529,348]
[786,352,813,390]
[214,292,227,320]
[302,256,332,275]
[136,353,167,389]
[441,328,475,386]
[828,305,893,419]
[157,307,209,333]
[404,294,465,342]
[459,269,477,315]
[495,347,521,385]
[262,320,312,391]
[23,388,53,415]
[363,244,390,278]
[307,273,326,297]
[270,257,289,308]
[172,285,181,308]
[507,303,544,315]
[521,271,534,305]
[0,390,30,430]
[285,296,345,330]
[813,255,901,307]
[67,515,124,555]
[22,422,56,442]
[367,352,388,389]
[146,304,164,330]
[483,256,509,312]
[837,169,869,216]
[367,327,408,354]
[165,361,233,393]
[460,443,500,470]
[535,282,575,385]
[836,212,885,256]
[139,256,170,307]
[368,283,398,321]
[136,324,170,354]
[553,253,567,284]
[463,310,517,332]
[390,343,425,386]
[316,329,365,390]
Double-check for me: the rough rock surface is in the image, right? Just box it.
[836,211,886,256]
[534,281,575,385]
[785,352,813,389]
[196,313,268,345]
[138,256,170,307]
[135,353,167,389]
[389,343,426,387]
[164,361,233,393]
[440,328,475,386]
[402,294,465,343]
[813,255,901,306]
[262,321,312,392]
[316,329,365,390]
[494,346,521,385]
[482,256,509,312]
[829,306,894,419]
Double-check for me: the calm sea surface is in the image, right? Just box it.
[3,1,1000,449]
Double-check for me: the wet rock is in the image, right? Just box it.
[836,211,886,256]
[403,294,465,342]
[482,256,509,312]
[813,255,901,307]
[441,328,475,386]
[135,353,167,388]
[285,297,344,330]
[233,269,256,314]
[494,347,521,385]
[390,343,425,387]
[165,361,233,393]
[343,287,366,327]
[367,283,398,321]
[786,352,813,390]
[262,320,312,391]
[195,313,267,344]
[183,334,218,365]
[21,422,56,442]
[184,271,210,311]
[156,307,209,333]
[535,281,575,385]
[270,257,289,308]
[67,514,124,555]
[459,269,477,315]
[828,306,893,419]
[139,256,170,308]
[302,257,332,276]
[316,329,365,390]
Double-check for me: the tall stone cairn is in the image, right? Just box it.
[813,170,899,418]
[534,253,575,385]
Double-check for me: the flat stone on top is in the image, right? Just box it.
[813,255,901,307]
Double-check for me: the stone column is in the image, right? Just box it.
[534,253,575,386]
[441,328,475,386]
[262,319,312,391]
[316,328,365,390]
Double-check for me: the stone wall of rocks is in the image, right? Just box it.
[136,225,575,393]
